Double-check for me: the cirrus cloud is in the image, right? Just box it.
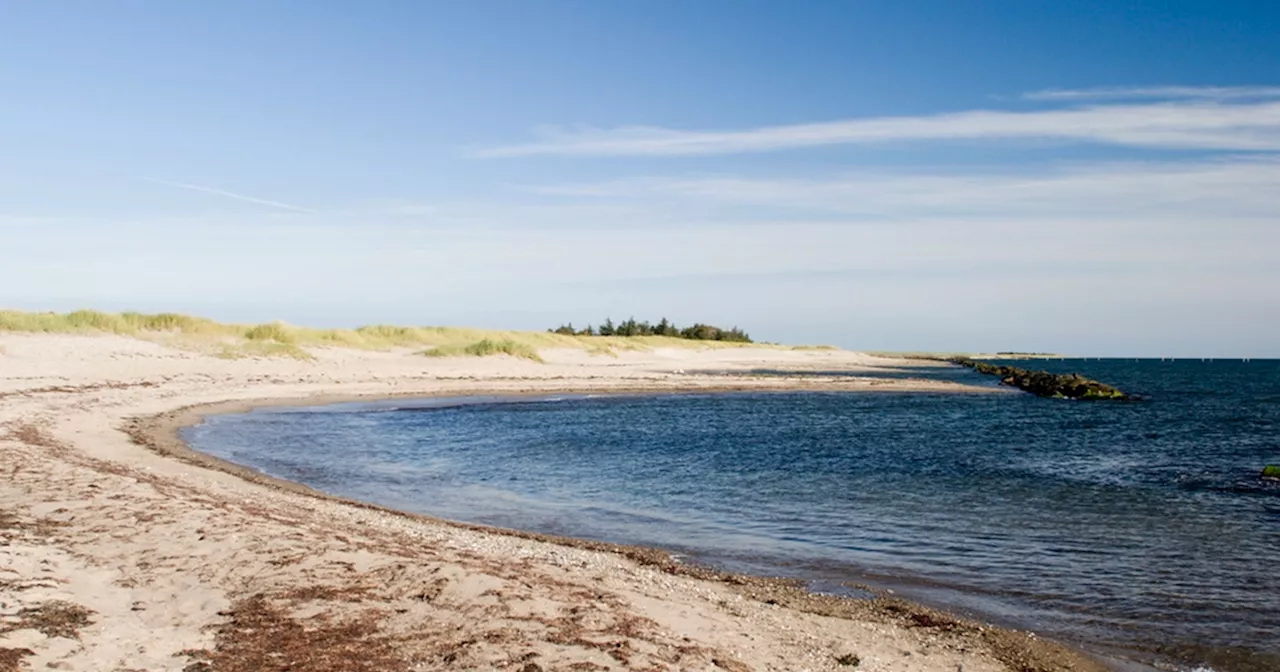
[472,89,1280,158]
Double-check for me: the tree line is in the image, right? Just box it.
[549,317,752,343]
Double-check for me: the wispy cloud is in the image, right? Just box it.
[524,157,1280,221]
[1022,85,1280,101]
[473,97,1280,157]
[143,177,314,213]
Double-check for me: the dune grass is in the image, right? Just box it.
[0,309,789,360]
[422,338,544,362]
[216,341,314,361]
[243,322,298,344]
[0,310,227,336]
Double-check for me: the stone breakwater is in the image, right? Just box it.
[945,357,1130,400]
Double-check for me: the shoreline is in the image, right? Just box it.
[135,391,1114,672]
[1,335,1108,671]
[123,383,998,507]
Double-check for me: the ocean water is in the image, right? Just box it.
[183,360,1280,671]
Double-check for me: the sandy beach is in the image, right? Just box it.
[1,333,1103,672]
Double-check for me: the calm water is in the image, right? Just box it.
[184,360,1280,671]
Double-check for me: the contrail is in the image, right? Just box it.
[143,177,314,213]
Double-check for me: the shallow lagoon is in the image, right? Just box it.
[185,359,1280,670]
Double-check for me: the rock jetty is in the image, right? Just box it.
[945,357,1129,400]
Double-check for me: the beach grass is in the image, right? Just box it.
[216,341,315,361]
[422,338,544,362]
[0,309,791,360]
[243,322,298,344]
[0,309,220,336]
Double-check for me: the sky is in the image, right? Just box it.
[2,1,1278,356]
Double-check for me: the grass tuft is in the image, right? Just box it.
[423,338,544,362]
[585,342,619,358]
[243,322,297,344]
[217,341,314,361]
[354,324,423,344]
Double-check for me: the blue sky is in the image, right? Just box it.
[2,1,1278,356]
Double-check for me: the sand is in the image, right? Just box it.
[0,334,1103,672]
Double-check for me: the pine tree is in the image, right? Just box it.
[547,317,750,343]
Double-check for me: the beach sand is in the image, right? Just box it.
[0,334,1102,672]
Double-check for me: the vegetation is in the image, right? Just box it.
[422,338,544,362]
[946,356,1129,400]
[0,309,223,335]
[243,322,298,344]
[550,317,752,343]
[217,341,314,361]
[0,309,772,360]
[1262,466,1280,481]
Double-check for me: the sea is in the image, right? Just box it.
[182,359,1280,672]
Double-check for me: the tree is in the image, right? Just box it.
[547,317,751,343]
[681,323,721,341]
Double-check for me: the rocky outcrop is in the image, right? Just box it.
[945,357,1129,400]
